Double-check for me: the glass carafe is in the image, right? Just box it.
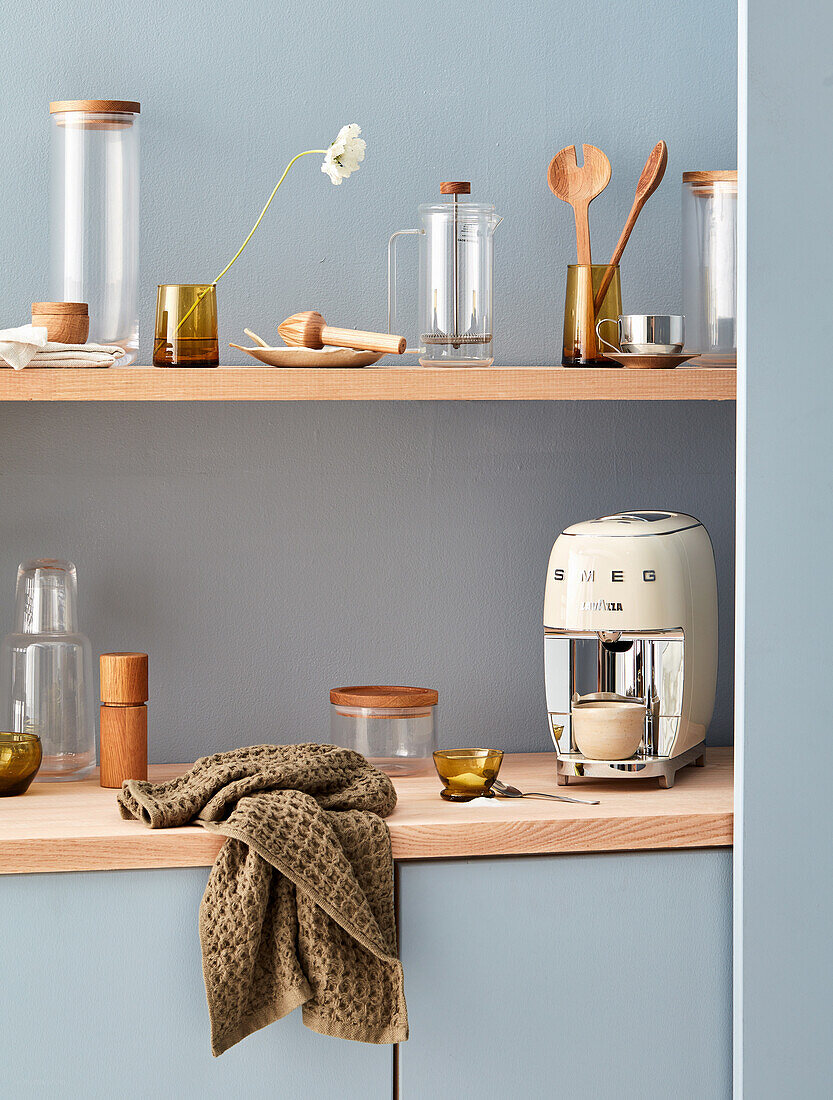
[0,560,95,780]
[389,182,502,366]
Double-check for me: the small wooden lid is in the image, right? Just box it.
[440,182,471,195]
[50,100,140,114]
[330,685,438,708]
[32,302,88,315]
[100,652,148,704]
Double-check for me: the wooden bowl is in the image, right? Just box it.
[32,302,89,345]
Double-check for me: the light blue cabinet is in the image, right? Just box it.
[1,852,731,1099]
[397,851,732,1099]
[0,868,392,1100]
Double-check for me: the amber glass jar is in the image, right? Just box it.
[562,264,622,365]
[153,284,219,367]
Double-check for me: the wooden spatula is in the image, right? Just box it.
[547,144,612,264]
[593,141,668,310]
[278,311,406,354]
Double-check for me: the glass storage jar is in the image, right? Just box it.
[49,100,140,363]
[682,170,737,365]
[329,686,438,776]
[0,560,95,780]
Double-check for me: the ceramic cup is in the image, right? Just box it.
[596,315,684,356]
[571,697,645,760]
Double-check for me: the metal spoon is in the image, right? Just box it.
[491,778,599,806]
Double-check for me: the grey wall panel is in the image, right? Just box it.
[0,0,736,759]
[0,400,734,760]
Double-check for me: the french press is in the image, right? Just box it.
[388,182,502,366]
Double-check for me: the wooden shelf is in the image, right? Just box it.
[0,749,732,873]
[0,365,736,401]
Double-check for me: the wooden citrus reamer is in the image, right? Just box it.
[278,311,406,354]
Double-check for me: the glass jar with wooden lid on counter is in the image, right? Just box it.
[329,686,438,776]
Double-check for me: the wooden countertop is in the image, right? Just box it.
[0,749,732,874]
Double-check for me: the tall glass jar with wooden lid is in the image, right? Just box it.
[682,170,738,365]
[49,100,140,363]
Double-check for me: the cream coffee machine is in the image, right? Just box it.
[543,511,718,788]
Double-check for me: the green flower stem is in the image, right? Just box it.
[175,148,327,334]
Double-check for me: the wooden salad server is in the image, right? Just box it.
[594,140,668,310]
[278,311,406,354]
[547,144,612,264]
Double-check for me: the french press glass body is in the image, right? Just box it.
[389,182,502,366]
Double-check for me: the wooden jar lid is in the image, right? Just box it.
[440,182,471,195]
[330,685,438,708]
[683,170,737,194]
[32,302,88,315]
[100,652,148,704]
[682,170,736,183]
[50,100,141,114]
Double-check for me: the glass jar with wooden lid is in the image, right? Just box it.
[49,101,140,363]
[329,686,438,776]
[682,170,738,365]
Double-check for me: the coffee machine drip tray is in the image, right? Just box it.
[552,743,706,789]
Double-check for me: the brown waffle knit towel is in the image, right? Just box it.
[117,743,408,1054]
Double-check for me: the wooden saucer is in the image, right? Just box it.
[602,352,699,370]
[229,344,383,368]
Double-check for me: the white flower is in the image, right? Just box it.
[321,124,366,185]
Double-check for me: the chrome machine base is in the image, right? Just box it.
[555,742,706,790]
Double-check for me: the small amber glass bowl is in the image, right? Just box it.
[433,748,503,802]
[0,733,43,796]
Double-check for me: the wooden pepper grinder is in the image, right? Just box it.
[99,652,148,788]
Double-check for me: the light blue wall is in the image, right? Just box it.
[0,0,736,761]
[738,0,833,1093]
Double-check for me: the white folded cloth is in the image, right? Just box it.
[33,343,126,368]
[0,324,47,369]
[0,325,126,369]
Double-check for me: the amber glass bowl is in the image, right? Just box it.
[433,748,503,802]
[0,733,42,796]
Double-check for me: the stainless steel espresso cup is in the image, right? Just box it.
[597,314,685,355]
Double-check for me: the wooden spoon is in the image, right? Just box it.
[278,311,406,355]
[547,144,612,264]
[594,141,668,310]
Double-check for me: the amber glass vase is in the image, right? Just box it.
[153,284,219,367]
[562,264,622,366]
